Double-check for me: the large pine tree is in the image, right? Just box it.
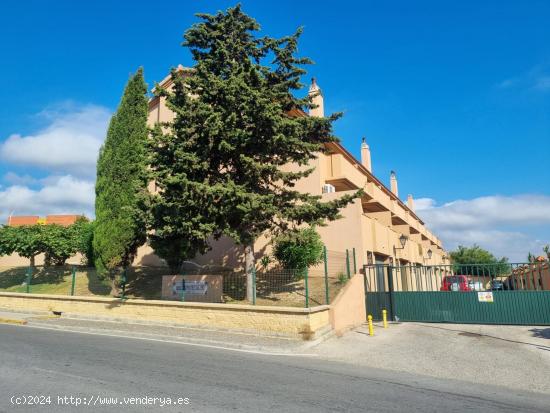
[150,5,358,297]
[94,68,149,290]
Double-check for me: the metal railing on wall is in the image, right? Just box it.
[364,262,550,293]
[0,247,359,308]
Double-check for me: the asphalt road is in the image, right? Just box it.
[0,324,549,413]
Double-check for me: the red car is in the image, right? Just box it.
[440,275,471,292]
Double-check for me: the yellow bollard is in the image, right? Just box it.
[382,309,388,328]
[367,315,374,336]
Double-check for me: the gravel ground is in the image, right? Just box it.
[314,322,550,394]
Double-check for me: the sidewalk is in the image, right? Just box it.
[0,310,321,355]
[0,310,33,325]
[314,321,550,394]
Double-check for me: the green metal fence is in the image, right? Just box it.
[0,265,114,297]
[364,262,550,325]
[0,248,355,308]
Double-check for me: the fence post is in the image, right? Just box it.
[120,268,127,299]
[252,267,257,305]
[346,249,351,279]
[26,266,32,294]
[539,263,547,291]
[304,267,309,308]
[352,247,357,274]
[70,265,76,296]
[323,246,330,305]
[387,265,395,321]
[180,268,185,302]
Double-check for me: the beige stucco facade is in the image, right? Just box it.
[134,68,447,270]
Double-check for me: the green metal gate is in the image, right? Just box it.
[364,262,550,325]
[364,263,393,321]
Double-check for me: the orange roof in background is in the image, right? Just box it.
[45,215,82,226]
[7,216,40,226]
[6,215,83,227]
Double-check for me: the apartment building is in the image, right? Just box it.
[136,67,446,270]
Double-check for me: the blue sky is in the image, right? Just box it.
[0,0,549,260]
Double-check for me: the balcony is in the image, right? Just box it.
[324,153,367,191]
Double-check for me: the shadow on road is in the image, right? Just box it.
[530,328,550,340]
[411,323,550,351]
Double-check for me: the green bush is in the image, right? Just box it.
[0,219,95,267]
[273,227,324,275]
[337,272,348,285]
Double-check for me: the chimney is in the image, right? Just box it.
[407,194,415,211]
[361,137,372,172]
[308,77,324,117]
[390,170,399,197]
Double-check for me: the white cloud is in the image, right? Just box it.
[534,76,550,91]
[3,172,38,186]
[0,175,95,223]
[0,103,109,223]
[497,78,517,89]
[497,64,550,93]
[416,195,550,262]
[413,197,436,211]
[0,104,110,177]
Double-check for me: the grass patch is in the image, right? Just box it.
[0,266,347,306]
[0,267,111,296]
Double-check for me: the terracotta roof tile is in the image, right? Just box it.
[7,216,40,226]
[7,215,83,227]
[45,215,82,226]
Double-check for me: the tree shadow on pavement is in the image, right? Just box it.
[530,328,550,340]
[414,323,550,351]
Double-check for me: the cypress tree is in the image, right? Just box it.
[94,68,149,292]
[150,6,358,297]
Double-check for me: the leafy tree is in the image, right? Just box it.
[42,224,76,266]
[148,125,216,274]
[71,218,94,266]
[150,5,358,298]
[273,227,324,276]
[450,244,509,276]
[0,220,94,267]
[0,225,18,257]
[528,246,550,263]
[1,225,44,267]
[42,219,94,266]
[94,68,149,292]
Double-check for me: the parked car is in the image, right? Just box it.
[440,275,471,292]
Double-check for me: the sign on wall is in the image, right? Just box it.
[161,275,223,303]
[477,291,494,303]
[172,280,208,296]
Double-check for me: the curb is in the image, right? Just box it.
[24,321,316,355]
[46,313,307,340]
[27,315,61,321]
[0,317,28,325]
